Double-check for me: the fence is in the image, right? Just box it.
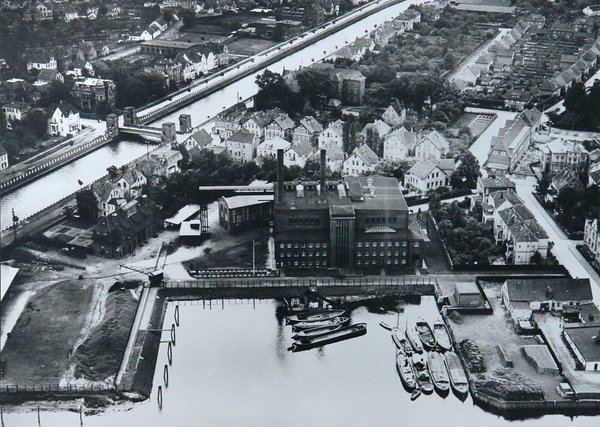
[0,383,113,394]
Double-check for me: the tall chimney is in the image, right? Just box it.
[277,149,284,204]
[320,149,326,194]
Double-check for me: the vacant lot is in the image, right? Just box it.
[448,282,566,401]
[0,279,97,385]
[227,38,278,56]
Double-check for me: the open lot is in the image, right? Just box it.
[226,38,279,56]
[449,281,566,401]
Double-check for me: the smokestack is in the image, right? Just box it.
[320,149,326,194]
[277,149,284,204]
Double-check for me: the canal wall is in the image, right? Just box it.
[0,134,115,197]
[137,0,407,124]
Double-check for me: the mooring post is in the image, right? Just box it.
[79,406,83,426]
[37,406,40,426]
[163,364,169,387]
[157,385,163,409]
[1,406,4,427]
[174,305,180,327]
[171,324,176,345]
[167,341,173,365]
[222,299,224,310]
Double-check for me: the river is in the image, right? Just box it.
[2,296,599,426]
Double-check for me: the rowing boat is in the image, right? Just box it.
[415,318,437,351]
[444,351,469,397]
[427,351,450,393]
[292,317,350,331]
[396,352,417,390]
[432,319,452,352]
[289,323,367,352]
[286,310,346,324]
[391,327,413,355]
[292,324,342,340]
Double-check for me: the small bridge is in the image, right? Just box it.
[119,125,164,140]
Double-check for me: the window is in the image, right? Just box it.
[316,243,320,248]
[323,261,327,266]
[316,260,320,266]
[357,242,362,247]
[380,242,384,247]
[323,251,327,256]
[308,243,313,248]
[395,241,400,247]
[365,242,370,247]
[302,252,306,257]
[287,243,292,249]
[403,241,407,246]
[316,252,320,257]
[387,242,392,247]
[414,242,419,248]
[357,252,362,256]
[287,252,291,257]
[323,243,328,248]
[387,251,391,256]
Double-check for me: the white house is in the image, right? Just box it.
[414,130,450,160]
[0,144,8,171]
[257,137,291,159]
[404,159,452,194]
[381,100,406,128]
[383,127,417,161]
[343,144,379,176]
[47,101,81,136]
[284,140,314,169]
[311,142,344,173]
[317,119,344,149]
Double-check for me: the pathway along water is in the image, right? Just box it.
[3,297,599,426]
[0,0,419,230]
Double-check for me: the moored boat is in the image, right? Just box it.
[415,318,437,351]
[405,326,423,354]
[413,353,433,394]
[391,327,413,355]
[379,321,393,331]
[289,323,367,351]
[444,351,469,397]
[396,352,417,390]
[292,316,350,332]
[286,309,346,324]
[427,351,450,393]
[292,324,342,340]
[432,319,452,352]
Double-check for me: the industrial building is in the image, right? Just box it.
[273,149,424,270]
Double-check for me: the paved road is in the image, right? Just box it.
[513,176,600,304]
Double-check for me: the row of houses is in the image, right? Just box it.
[478,177,549,265]
[22,2,125,22]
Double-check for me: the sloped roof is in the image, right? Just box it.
[417,130,449,152]
[299,116,323,134]
[221,195,273,209]
[289,140,314,157]
[354,144,379,166]
[408,160,441,179]
[258,137,291,152]
[505,278,593,303]
[50,101,79,117]
[360,119,391,137]
[188,129,213,148]
[551,168,584,192]
[37,69,59,82]
[227,129,257,144]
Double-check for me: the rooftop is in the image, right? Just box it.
[504,278,593,303]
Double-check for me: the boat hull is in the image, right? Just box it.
[396,352,417,390]
[292,324,342,340]
[290,323,367,351]
[433,322,452,352]
[415,320,437,352]
[286,310,346,324]
[444,351,469,398]
[292,317,350,331]
[428,352,450,393]
[391,327,413,355]
[406,327,423,354]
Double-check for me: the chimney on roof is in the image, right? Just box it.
[277,148,284,205]
[320,149,326,194]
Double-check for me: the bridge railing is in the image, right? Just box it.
[162,277,436,289]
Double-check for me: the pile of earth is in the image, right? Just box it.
[73,290,138,381]
[474,368,545,401]
[459,339,486,373]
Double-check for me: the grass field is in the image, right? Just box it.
[226,38,279,56]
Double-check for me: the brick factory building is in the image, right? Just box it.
[273,149,424,270]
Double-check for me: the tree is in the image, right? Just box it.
[254,70,300,113]
[535,174,551,196]
[76,189,98,222]
[452,151,481,189]
[107,165,118,179]
[296,69,334,107]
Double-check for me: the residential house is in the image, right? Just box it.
[242,111,273,140]
[226,129,259,163]
[27,53,57,71]
[91,180,127,217]
[358,119,392,145]
[151,149,183,175]
[47,101,81,136]
[564,322,600,371]
[105,3,123,18]
[68,59,95,77]
[317,120,344,149]
[24,3,53,21]
[91,196,161,258]
[293,116,323,146]
[343,144,379,176]
[284,140,314,169]
[304,3,325,28]
[502,277,593,324]
[404,159,453,194]
[487,189,549,264]
[583,5,600,16]
[540,138,589,175]
[184,128,214,151]
[153,58,184,84]
[334,68,366,106]
[546,168,584,202]
[265,111,294,140]
[71,78,116,111]
[370,22,398,47]
[382,127,417,161]
[76,42,97,61]
[2,103,30,129]
[219,195,273,233]
[381,99,406,128]
[0,144,8,170]
[37,69,63,84]
[311,142,345,172]
[27,81,51,104]
[111,166,147,199]
[584,217,600,264]
[414,130,450,160]
[256,137,291,160]
[476,176,516,207]
[503,89,532,111]
[393,9,421,31]
[213,102,247,140]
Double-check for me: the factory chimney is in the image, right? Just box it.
[277,149,284,204]
[320,149,327,194]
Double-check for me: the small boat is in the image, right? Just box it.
[292,324,342,340]
[396,352,417,390]
[292,317,350,332]
[410,388,422,401]
[427,351,450,393]
[379,321,393,331]
[391,327,413,355]
[415,318,437,351]
[405,326,423,354]
[286,309,346,324]
[289,323,367,352]
[432,320,452,352]
[444,351,469,397]
[413,353,433,394]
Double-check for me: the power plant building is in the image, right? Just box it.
[274,150,424,270]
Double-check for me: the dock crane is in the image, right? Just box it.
[120,242,169,287]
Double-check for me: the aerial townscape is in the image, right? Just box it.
[2,0,600,424]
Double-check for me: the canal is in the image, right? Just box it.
[2,296,599,426]
[0,0,420,229]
